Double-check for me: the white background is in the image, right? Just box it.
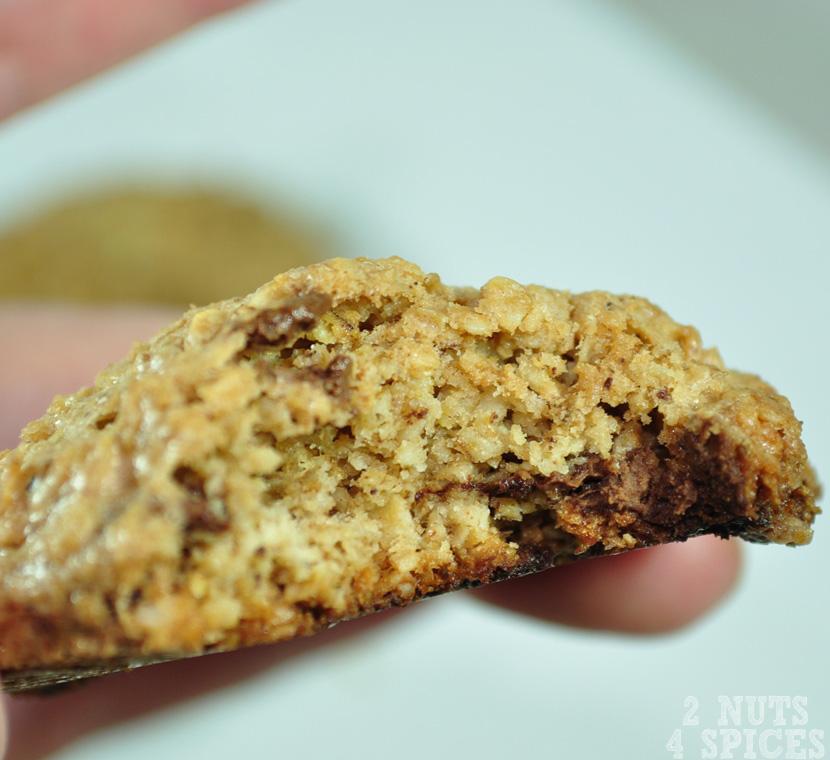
[0,1,827,757]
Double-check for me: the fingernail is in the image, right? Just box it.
[0,58,23,122]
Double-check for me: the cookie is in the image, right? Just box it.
[0,187,322,306]
[0,257,819,691]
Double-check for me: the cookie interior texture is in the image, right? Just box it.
[0,186,321,306]
[0,257,819,691]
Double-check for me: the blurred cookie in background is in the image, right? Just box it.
[0,186,325,306]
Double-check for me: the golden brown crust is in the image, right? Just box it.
[0,257,819,690]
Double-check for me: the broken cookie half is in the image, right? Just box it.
[0,257,819,692]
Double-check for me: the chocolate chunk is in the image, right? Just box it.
[478,474,536,500]
[246,291,332,347]
[312,354,352,399]
[417,421,794,552]
[174,466,229,532]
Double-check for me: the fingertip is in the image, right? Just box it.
[475,535,742,635]
[646,534,742,632]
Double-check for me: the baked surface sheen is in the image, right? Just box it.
[0,257,819,691]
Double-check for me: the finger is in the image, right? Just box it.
[4,611,399,760]
[0,0,253,121]
[0,304,175,448]
[473,534,742,634]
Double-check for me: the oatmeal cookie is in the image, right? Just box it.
[0,187,321,306]
[0,257,819,691]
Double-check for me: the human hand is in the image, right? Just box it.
[0,0,253,121]
[0,6,740,755]
[0,306,741,758]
